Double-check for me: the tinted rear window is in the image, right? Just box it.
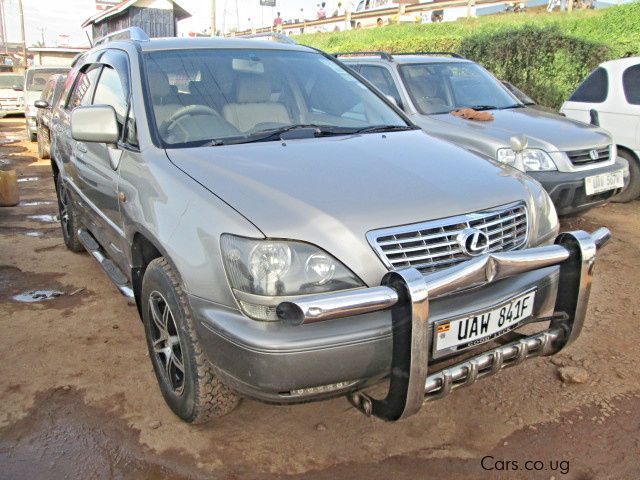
[569,67,608,103]
[622,64,640,105]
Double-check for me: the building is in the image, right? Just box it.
[28,47,87,67]
[82,0,192,41]
[95,0,120,12]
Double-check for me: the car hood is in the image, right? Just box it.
[167,130,537,284]
[430,107,611,151]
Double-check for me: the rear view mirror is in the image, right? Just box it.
[34,99,49,109]
[71,105,119,144]
[12,84,23,91]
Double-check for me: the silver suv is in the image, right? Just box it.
[340,52,629,216]
[50,28,609,423]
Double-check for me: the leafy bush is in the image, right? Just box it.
[297,3,640,108]
[458,26,609,108]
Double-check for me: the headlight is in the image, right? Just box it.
[221,235,364,321]
[527,183,559,246]
[497,148,557,172]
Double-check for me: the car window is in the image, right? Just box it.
[93,66,127,126]
[93,64,137,147]
[358,65,401,104]
[399,62,520,115]
[0,74,22,89]
[66,65,101,110]
[569,67,608,103]
[25,69,68,92]
[41,81,53,103]
[622,64,640,105]
[143,48,408,148]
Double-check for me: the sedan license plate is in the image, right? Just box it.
[585,170,624,196]
[434,290,536,355]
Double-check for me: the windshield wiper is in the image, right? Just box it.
[500,104,527,109]
[353,125,417,134]
[203,124,351,147]
[464,105,499,111]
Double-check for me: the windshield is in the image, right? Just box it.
[0,74,22,89]
[399,62,522,115]
[143,48,408,148]
[26,68,68,92]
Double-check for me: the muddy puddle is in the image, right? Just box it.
[0,226,60,239]
[27,214,59,223]
[20,201,54,207]
[12,290,65,303]
[0,388,203,480]
[0,266,89,309]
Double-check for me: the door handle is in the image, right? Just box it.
[76,142,87,153]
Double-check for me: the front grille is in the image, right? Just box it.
[367,202,528,273]
[566,146,610,166]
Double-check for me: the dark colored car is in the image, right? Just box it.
[34,73,67,159]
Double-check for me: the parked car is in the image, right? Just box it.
[23,66,70,141]
[340,52,630,216]
[500,80,559,115]
[33,73,67,159]
[0,72,24,117]
[561,57,640,202]
[50,28,609,424]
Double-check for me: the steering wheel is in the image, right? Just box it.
[160,104,222,137]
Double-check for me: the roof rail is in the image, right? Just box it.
[333,51,393,61]
[239,32,297,45]
[94,27,150,46]
[393,51,465,59]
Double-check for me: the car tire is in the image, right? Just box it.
[141,257,240,423]
[26,124,36,142]
[37,133,49,159]
[55,177,84,252]
[612,150,640,203]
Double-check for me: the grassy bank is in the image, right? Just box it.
[297,3,640,108]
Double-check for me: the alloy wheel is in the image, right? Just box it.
[58,182,72,239]
[148,291,185,395]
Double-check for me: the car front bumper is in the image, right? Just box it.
[192,228,609,418]
[530,158,629,216]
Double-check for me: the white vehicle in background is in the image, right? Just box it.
[561,57,640,202]
[23,66,70,141]
[0,73,24,117]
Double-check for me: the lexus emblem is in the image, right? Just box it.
[459,228,490,256]
[589,149,599,161]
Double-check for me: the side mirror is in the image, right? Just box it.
[34,99,49,109]
[71,105,119,144]
[589,109,600,127]
[12,84,23,91]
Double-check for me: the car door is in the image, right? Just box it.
[561,67,609,125]
[73,49,133,270]
[619,63,640,150]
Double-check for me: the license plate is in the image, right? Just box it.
[434,290,536,355]
[585,170,624,196]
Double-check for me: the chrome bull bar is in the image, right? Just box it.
[276,228,610,421]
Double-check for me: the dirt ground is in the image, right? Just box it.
[0,116,638,480]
